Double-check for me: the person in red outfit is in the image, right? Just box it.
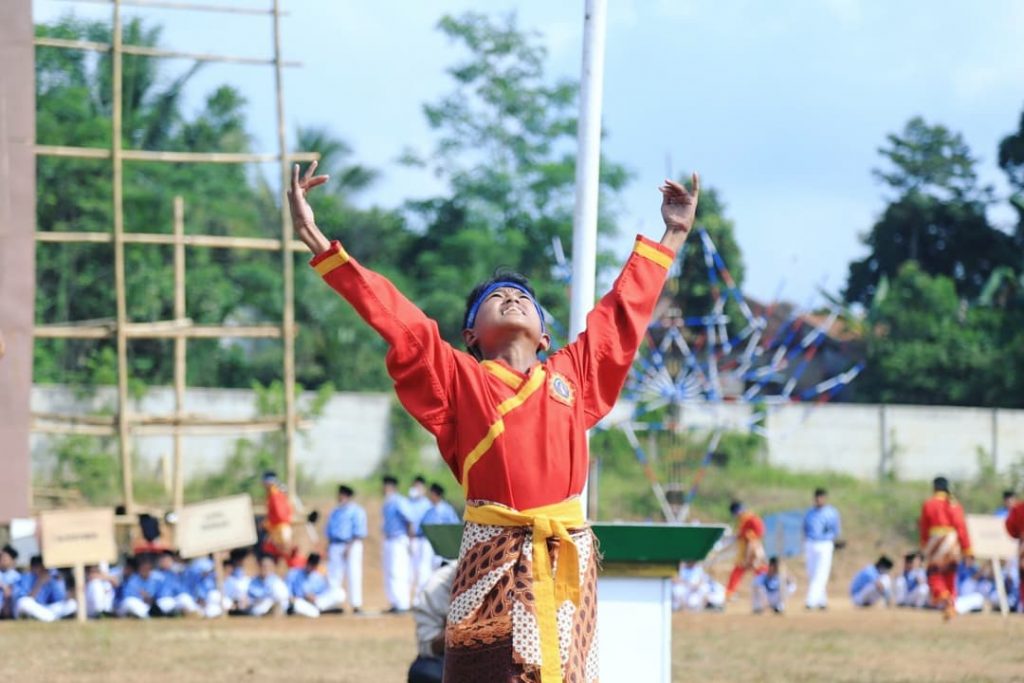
[919,476,972,620]
[261,471,303,568]
[288,160,700,683]
[1005,500,1024,612]
[725,500,767,599]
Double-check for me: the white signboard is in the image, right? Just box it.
[177,494,257,559]
[39,508,117,568]
[966,514,1017,560]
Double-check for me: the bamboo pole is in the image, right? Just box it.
[172,196,186,514]
[35,323,285,339]
[55,0,288,16]
[112,0,135,515]
[272,0,298,499]
[34,37,301,67]
[36,144,318,164]
[33,411,309,428]
[36,231,308,252]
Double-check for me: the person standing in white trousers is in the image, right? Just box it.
[325,484,368,612]
[381,476,414,613]
[803,487,841,610]
[407,476,433,594]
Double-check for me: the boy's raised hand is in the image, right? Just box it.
[287,161,331,254]
[659,172,700,236]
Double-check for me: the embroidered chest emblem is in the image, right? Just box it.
[548,372,576,407]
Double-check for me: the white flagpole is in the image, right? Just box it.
[570,0,608,519]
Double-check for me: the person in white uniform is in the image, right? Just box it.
[407,476,433,594]
[287,553,346,618]
[752,557,797,614]
[803,487,841,610]
[325,484,367,613]
[14,556,78,622]
[850,556,894,608]
[672,561,726,612]
[381,475,415,613]
[894,552,929,608]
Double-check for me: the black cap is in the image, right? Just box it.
[877,555,894,571]
[1,544,18,560]
[338,484,355,497]
[30,555,44,568]
[1003,490,1016,500]
[306,552,321,568]
[729,501,743,516]
[768,556,779,567]
[429,483,445,497]
[814,487,827,497]
[933,477,949,492]
[382,475,398,486]
[262,470,278,484]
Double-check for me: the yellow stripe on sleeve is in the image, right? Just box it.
[313,247,350,276]
[633,239,674,269]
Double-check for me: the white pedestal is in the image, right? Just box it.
[597,576,672,682]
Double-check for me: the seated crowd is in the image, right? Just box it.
[0,544,347,621]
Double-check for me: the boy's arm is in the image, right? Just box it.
[289,163,456,432]
[558,175,699,427]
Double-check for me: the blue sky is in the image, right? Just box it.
[35,0,1024,304]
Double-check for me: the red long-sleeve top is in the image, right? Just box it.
[737,511,765,541]
[1007,502,1024,541]
[266,485,292,528]
[310,235,675,510]
[918,492,971,554]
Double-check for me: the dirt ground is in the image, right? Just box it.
[1,605,1021,682]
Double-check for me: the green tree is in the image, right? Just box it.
[856,262,1015,406]
[845,117,1014,304]
[402,12,632,342]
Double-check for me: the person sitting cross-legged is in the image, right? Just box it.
[287,553,346,618]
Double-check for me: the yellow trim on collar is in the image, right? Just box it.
[481,360,523,390]
[460,367,547,493]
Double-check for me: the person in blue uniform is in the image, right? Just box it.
[381,475,415,613]
[325,484,368,613]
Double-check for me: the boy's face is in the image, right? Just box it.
[464,287,550,355]
[260,557,276,577]
[0,551,13,570]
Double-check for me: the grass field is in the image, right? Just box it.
[2,606,1021,682]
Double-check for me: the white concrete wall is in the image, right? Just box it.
[30,384,1024,485]
[30,385,393,484]
[765,403,881,479]
[764,402,1024,481]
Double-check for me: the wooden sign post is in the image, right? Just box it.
[966,514,1018,617]
[39,508,117,622]
[177,495,257,618]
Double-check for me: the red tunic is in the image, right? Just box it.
[918,492,971,555]
[737,511,765,541]
[1007,502,1024,542]
[311,235,674,510]
[266,486,292,527]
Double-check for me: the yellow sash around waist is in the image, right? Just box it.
[463,497,587,683]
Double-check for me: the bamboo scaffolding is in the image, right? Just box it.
[36,144,317,164]
[34,37,300,67]
[112,0,135,514]
[272,0,298,500]
[55,0,288,16]
[172,196,186,514]
[33,0,308,513]
[36,231,308,251]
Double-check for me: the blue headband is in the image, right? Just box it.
[465,281,546,332]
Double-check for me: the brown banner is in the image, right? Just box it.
[0,0,36,521]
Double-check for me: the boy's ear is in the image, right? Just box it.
[462,328,478,350]
[537,332,551,353]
